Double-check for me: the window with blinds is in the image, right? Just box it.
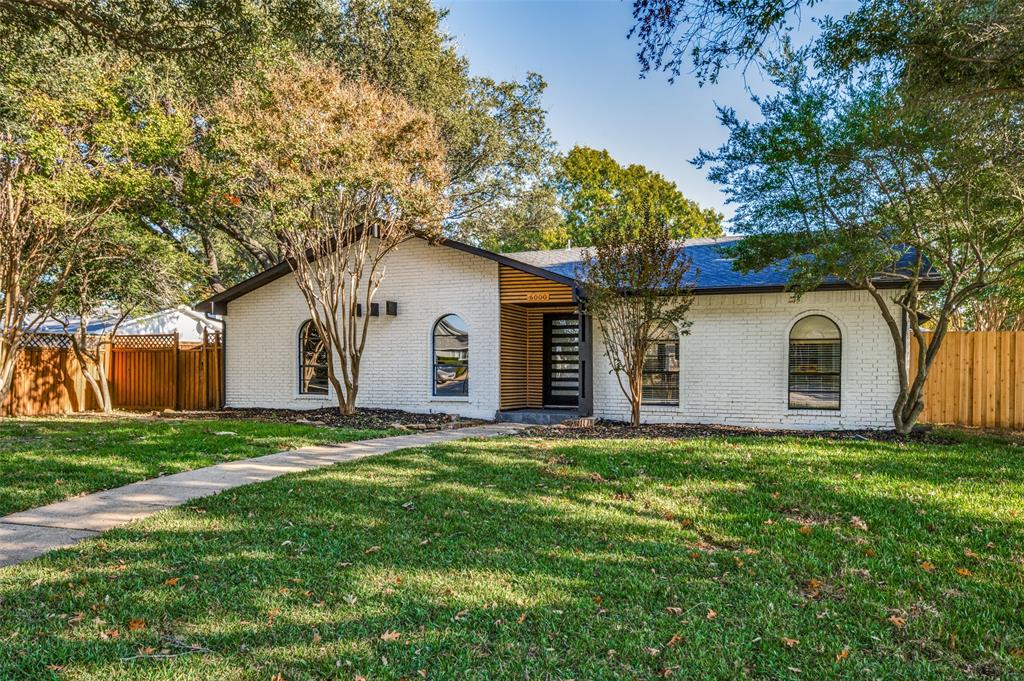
[642,322,679,406]
[788,315,841,410]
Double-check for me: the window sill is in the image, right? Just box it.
[293,394,331,401]
[786,408,842,416]
[430,396,470,403]
[642,404,680,412]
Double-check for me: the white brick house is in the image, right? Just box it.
[196,236,931,430]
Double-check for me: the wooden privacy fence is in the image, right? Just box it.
[2,331,223,417]
[912,331,1024,430]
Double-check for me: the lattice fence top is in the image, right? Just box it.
[114,334,177,349]
[20,333,75,350]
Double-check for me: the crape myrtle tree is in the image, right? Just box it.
[49,222,198,412]
[577,203,694,427]
[698,66,1024,434]
[209,58,448,415]
[0,54,187,406]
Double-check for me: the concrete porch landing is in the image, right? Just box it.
[0,422,524,569]
[497,408,578,426]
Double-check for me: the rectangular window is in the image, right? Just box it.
[642,335,679,406]
[788,340,841,409]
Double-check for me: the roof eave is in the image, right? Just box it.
[192,237,577,315]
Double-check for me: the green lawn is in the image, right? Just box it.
[0,417,396,517]
[1,430,1022,679]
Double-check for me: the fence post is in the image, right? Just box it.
[173,331,180,411]
[201,329,209,410]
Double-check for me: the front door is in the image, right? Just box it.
[543,313,580,406]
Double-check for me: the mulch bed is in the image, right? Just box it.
[163,407,486,432]
[517,420,966,444]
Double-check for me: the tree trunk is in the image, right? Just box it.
[341,385,357,416]
[0,344,17,409]
[629,371,643,427]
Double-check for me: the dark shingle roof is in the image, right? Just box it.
[505,236,939,293]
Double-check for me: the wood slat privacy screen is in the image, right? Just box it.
[2,331,224,417]
[499,303,576,410]
[911,331,1024,429]
[499,266,573,304]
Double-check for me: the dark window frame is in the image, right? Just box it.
[642,322,680,407]
[788,315,842,411]
[298,319,329,396]
[432,314,469,398]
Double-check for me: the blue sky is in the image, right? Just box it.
[439,0,848,224]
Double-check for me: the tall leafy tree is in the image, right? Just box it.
[699,67,1024,433]
[0,53,188,405]
[557,146,723,247]
[135,0,555,288]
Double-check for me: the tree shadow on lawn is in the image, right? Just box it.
[0,437,1022,680]
[0,419,390,516]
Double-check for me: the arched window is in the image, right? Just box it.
[298,320,328,395]
[642,321,679,406]
[433,314,468,397]
[789,315,841,410]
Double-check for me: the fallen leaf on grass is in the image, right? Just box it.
[888,615,907,629]
[836,648,850,662]
[865,548,876,558]
[453,610,469,621]
[267,608,281,626]
[646,647,661,657]
[780,637,800,648]
[964,548,981,560]
[666,634,685,648]
[920,562,936,573]
[955,567,973,577]
[850,516,869,531]
[517,612,527,624]
[128,619,145,631]
[364,546,381,555]
[164,577,179,586]
[706,609,718,620]
[665,607,684,616]
[379,630,401,642]
[798,525,813,536]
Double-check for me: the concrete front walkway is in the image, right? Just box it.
[0,422,523,568]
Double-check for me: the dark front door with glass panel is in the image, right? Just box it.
[543,313,580,407]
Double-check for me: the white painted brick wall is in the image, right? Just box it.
[224,238,500,420]
[591,290,901,430]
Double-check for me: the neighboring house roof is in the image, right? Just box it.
[34,306,223,335]
[195,235,941,314]
[505,236,942,295]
